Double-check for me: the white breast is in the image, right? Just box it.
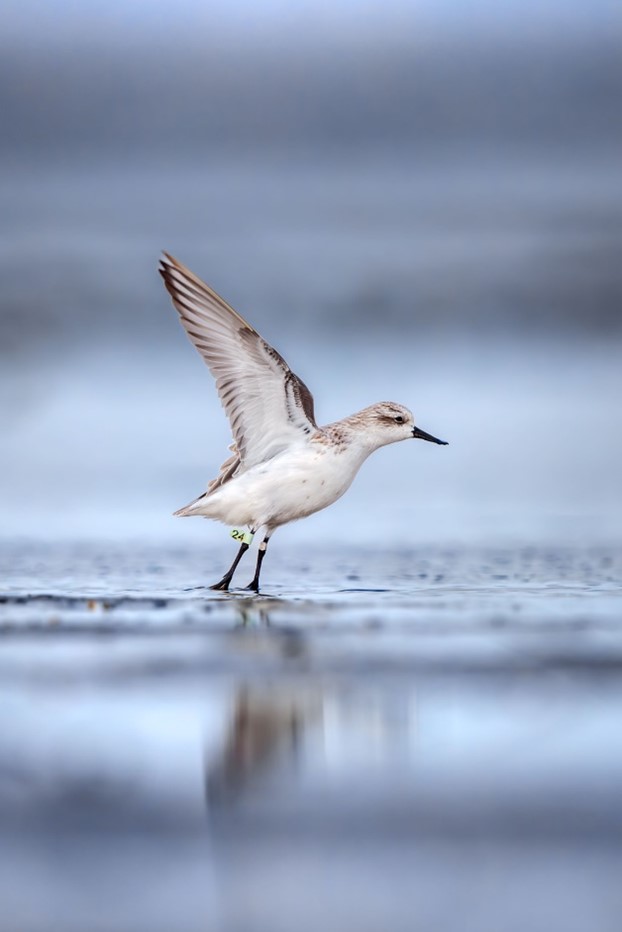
[190,441,368,530]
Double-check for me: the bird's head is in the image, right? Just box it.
[361,402,448,449]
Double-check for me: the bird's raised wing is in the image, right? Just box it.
[159,253,318,470]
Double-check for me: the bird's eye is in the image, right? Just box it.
[394,415,404,424]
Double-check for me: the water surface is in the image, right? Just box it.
[1,542,620,932]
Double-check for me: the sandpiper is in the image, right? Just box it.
[160,253,447,591]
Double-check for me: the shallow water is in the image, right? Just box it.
[1,542,621,932]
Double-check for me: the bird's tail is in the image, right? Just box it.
[173,493,207,517]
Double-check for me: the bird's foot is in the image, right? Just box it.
[243,580,260,593]
[209,577,231,591]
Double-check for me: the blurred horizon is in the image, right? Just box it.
[2,10,620,164]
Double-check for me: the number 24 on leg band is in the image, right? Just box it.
[231,529,254,546]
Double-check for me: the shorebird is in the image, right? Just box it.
[160,253,447,592]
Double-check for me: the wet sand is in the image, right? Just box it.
[1,542,621,932]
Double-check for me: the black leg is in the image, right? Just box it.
[244,535,270,592]
[210,541,249,591]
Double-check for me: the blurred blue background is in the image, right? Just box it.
[1,0,621,545]
[2,7,622,932]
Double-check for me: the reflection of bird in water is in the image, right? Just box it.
[231,599,273,628]
[160,253,447,591]
[205,684,320,806]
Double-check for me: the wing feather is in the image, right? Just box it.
[159,253,318,475]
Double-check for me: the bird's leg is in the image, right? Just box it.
[210,541,249,591]
[244,535,270,593]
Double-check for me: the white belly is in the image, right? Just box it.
[185,444,365,530]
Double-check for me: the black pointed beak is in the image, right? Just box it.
[412,425,448,445]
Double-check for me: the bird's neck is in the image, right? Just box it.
[320,413,382,459]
